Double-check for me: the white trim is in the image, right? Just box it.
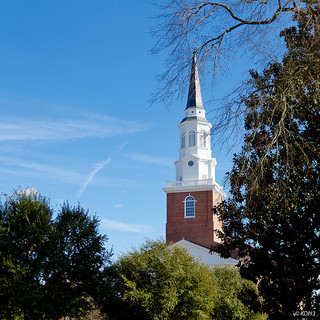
[174,157,217,166]
[163,182,227,199]
[178,118,212,128]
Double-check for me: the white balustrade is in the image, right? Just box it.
[166,179,216,187]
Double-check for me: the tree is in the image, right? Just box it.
[0,189,52,319]
[0,189,112,320]
[154,1,320,318]
[103,239,216,320]
[44,202,112,319]
[101,239,266,320]
[214,4,320,319]
[212,266,266,320]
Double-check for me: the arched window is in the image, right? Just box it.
[181,133,185,148]
[184,195,196,218]
[188,131,196,147]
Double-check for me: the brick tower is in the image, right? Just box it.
[163,52,226,248]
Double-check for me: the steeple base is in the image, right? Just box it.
[165,188,225,248]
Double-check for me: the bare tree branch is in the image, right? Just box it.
[151,0,307,162]
[152,0,302,104]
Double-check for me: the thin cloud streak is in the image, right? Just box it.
[0,116,150,142]
[79,158,112,195]
[0,155,150,188]
[100,218,154,233]
[0,156,84,183]
[128,152,173,167]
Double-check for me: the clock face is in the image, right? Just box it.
[188,160,194,167]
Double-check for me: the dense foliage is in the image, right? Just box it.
[0,189,111,320]
[101,240,266,320]
[214,3,320,319]
[212,266,266,320]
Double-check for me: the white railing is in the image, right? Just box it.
[166,179,215,187]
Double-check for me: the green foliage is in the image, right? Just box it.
[215,3,320,319]
[110,239,215,320]
[44,202,110,318]
[102,239,266,320]
[0,189,111,320]
[0,189,53,319]
[211,266,267,320]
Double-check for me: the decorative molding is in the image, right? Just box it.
[163,183,226,198]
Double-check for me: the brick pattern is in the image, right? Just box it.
[166,190,223,248]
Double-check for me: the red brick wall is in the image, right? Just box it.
[166,190,222,248]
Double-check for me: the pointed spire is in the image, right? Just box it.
[186,51,204,110]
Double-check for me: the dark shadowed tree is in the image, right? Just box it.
[153,1,320,318]
[0,189,112,320]
[213,4,320,319]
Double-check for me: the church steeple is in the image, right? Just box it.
[166,51,217,184]
[163,51,226,249]
[186,51,204,110]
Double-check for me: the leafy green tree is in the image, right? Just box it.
[0,189,112,320]
[211,266,266,320]
[101,239,266,320]
[44,202,111,319]
[105,240,216,320]
[0,189,53,319]
[214,4,320,319]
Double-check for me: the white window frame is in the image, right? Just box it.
[183,194,196,218]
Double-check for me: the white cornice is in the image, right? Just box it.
[178,117,211,128]
[163,182,227,198]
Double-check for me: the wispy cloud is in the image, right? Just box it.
[0,156,84,183]
[128,152,173,167]
[100,218,154,233]
[79,158,112,195]
[0,155,149,188]
[0,117,149,142]
[113,204,124,208]
[0,95,154,143]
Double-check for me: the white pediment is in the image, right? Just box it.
[172,239,238,267]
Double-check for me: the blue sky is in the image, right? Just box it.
[0,1,247,258]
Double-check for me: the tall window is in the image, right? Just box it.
[188,131,196,147]
[181,133,185,148]
[200,132,207,147]
[200,134,205,147]
[184,195,196,218]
